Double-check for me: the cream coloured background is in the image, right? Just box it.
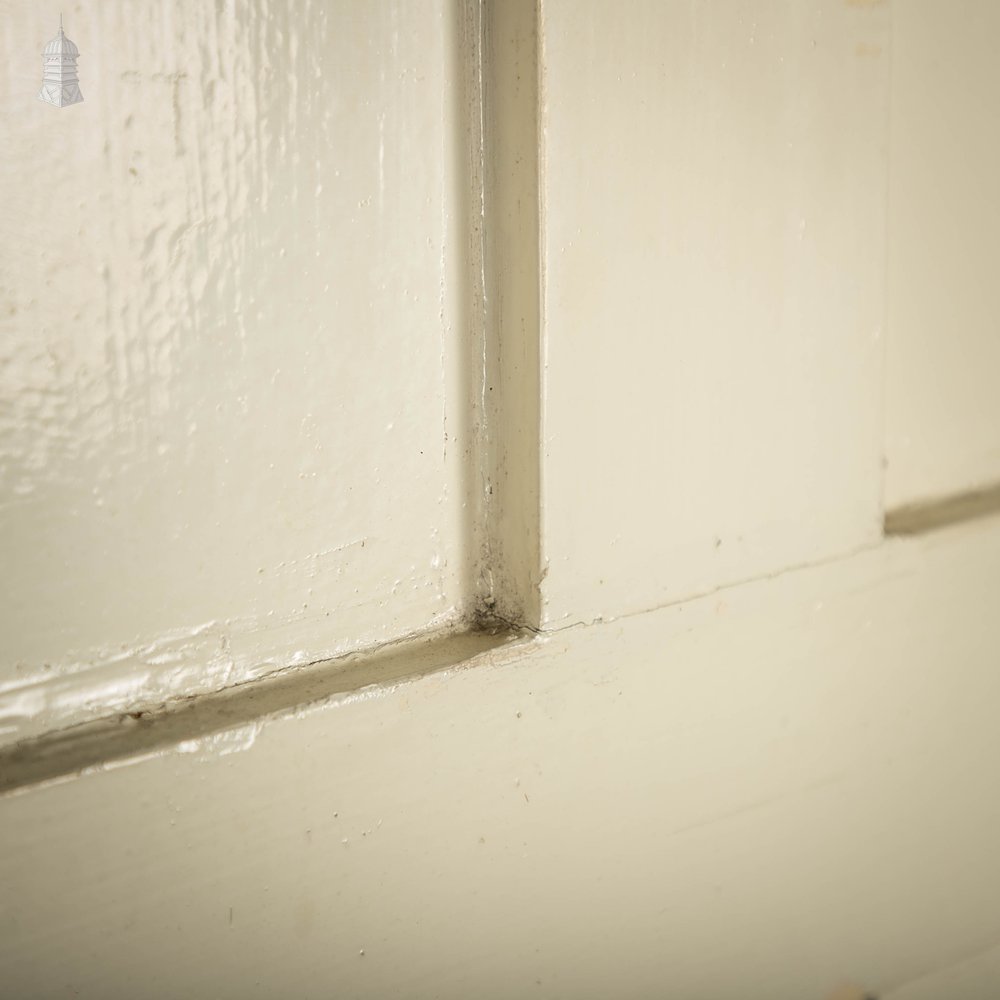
[3,2,1000,998]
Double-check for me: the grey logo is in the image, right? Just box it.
[38,16,83,108]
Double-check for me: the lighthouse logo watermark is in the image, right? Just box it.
[38,16,83,108]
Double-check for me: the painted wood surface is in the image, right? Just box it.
[3,4,1000,996]
[2,515,1000,998]
[0,2,473,743]
[537,0,890,627]
[885,1,1000,510]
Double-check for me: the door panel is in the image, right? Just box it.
[538,0,889,626]
[885,1,1000,509]
[0,1,469,742]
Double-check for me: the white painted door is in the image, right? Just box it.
[3,3,1000,999]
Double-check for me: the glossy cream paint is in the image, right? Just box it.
[0,2,473,741]
[3,2,1000,997]
[538,0,889,626]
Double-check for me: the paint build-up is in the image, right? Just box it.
[0,1,475,742]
